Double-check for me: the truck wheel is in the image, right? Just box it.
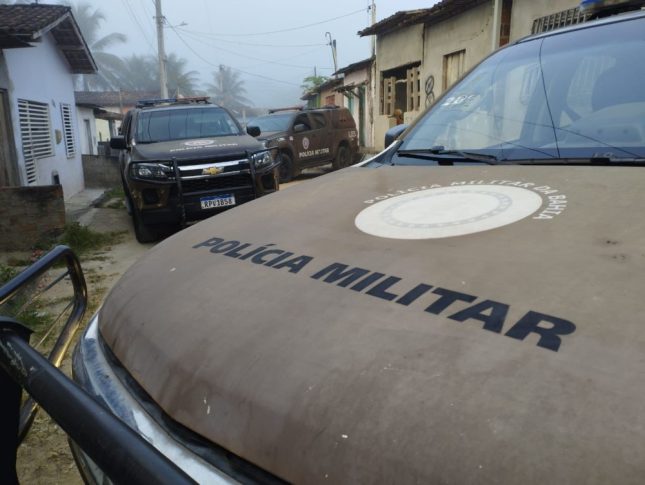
[278,152,294,183]
[132,208,159,243]
[333,145,351,170]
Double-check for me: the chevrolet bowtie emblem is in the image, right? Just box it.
[202,166,223,176]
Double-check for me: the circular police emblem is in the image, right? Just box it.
[355,185,543,239]
[185,139,215,147]
[302,137,310,150]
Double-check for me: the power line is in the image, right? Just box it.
[175,29,327,48]
[120,0,156,54]
[181,7,367,37]
[176,29,330,70]
[168,25,301,87]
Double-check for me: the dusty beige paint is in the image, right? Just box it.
[509,0,580,41]
[422,1,493,98]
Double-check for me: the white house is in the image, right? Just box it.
[0,3,96,198]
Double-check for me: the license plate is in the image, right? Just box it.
[200,194,236,209]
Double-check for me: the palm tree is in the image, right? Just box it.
[165,53,200,96]
[69,2,127,90]
[112,55,158,92]
[111,53,200,96]
[206,65,252,114]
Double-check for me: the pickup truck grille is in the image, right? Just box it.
[181,173,253,193]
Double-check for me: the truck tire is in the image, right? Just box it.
[278,152,294,183]
[333,145,351,170]
[132,208,159,244]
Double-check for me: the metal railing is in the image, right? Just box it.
[0,246,195,484]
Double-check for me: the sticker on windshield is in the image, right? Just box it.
[356,181,567,239]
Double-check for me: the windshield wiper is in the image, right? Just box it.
[396,146,500,165]
[510,156,645,166]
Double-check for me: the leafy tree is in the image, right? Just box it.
[68,2,127,90]
[205,65,252,115]
[301,75,329,95]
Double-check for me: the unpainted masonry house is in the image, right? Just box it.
[360,0,589,150]
[0,4,96,198]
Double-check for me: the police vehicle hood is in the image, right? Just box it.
[130,135,263,161]
[99,165,645,483]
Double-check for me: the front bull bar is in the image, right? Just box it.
[0,246,195,485]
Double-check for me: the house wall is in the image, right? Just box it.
[0,185,65,251]
[320,85,342,107]
[341,67,371,148]
[3,33,84,199]
[422,1,494,98]
[509,0,580,41]
[0,51,19,186]
[76,106,97,155]
[373,24,424,150]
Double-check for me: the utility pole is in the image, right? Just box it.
[325,32,338,75]
[371,0,376,58]
[369,0,376,149]
[154,0,169,98]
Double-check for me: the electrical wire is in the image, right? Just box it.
[120,0,156,54]
[174,29,327,48]
[176,29,331,70]
[168,25,302,87]
[179,7,367,37]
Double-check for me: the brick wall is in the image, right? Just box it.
[82,154,121,188]
[0,185,65,251]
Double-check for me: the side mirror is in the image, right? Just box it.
[293,123,308,133]
[384,124,408,147]
[246,125,261,137]
[109,136,127,150]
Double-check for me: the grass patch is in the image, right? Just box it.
[0,263,54,333]
[104,186,125,199]
[59,223,126,255]
[101,186,126,210]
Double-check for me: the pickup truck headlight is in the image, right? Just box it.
[130,162,174,180]
[251,151,274,170]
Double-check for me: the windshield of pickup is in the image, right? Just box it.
[248,113,294,133]
[135,107,241,143]
[399,16,645,161]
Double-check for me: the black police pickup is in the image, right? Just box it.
[110,97,280,243]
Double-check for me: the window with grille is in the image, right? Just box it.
[60,103,76,158]
[531,7,589,35]
[18,99,53,184]
[380,62,421,116]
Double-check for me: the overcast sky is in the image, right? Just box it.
[69,0,440,107]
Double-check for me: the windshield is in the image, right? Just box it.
[248,113,294,133]
[135,107,241,143]
[400,17,645,161]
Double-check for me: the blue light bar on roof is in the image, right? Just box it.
[580,0,645,14]
[136,98,177,107]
